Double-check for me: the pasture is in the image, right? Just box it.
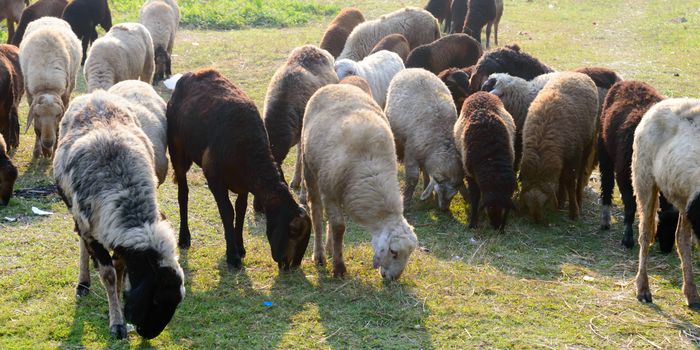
[1,0,700,348]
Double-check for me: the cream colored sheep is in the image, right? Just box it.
[84,23,155,92]
[140,0,179,82]
[335,50,404,108]
[385,68,466,211]
[338,7,440,61]
[108,80,168,185]
[301,84,418,281]
[19,16,81,158]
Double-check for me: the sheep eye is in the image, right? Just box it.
[390,249,398,258]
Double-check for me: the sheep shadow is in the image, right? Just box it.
[60,286,130,349]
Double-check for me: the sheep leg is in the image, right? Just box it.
[566,171,579,220]
[403,157,420,208]
[113,255,125,298]
[677,216,700,308]
[234,192,248,258]
[173,160,192,249]
[598,139,614,230]
[90,240,126,339]
[467,178,481,229]
[656,193,677,253]
[304,163,325,265]
[77,237,91,297]
[422,169,430,192]
[635,184,658,304]
[32,130,41,158]
[326,201,346,278]
[485,21,493,48]
[208,182,242,269]
[6,19,14,45]
[81,35,91,65]
[618,178,637,249]
[290,146,302,190]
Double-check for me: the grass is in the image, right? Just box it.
[1,0,700,348]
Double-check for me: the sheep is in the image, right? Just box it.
[0,44,22,149]
[449,0,467,34]
[140,0,179,82]
[0,0,25,44]
[438,65,473,114]
[519,72,598,223]
[468,44,554,93]
[167,69,312,270]
[632,98,700,309]
[462,0,497,47]
[108,80,168,185]
[384,68,466,211]
[61,0,111,65]
[339,75,373,97]
[84,23,155,92]
[335,50,405,108]
[405,33,482,74]
[319,8,365,58]
[0,133,17,206]
[10,0,67,46]
[262,45,337,194]
[19,17,81,158]
[369,33,410,62]
[53,91,184,339]
[424,0,451,32]
[301,83,418,280]
[454,92,516,230]
[338,7,441,61]
[573,66,622,117]
[485,0,504,47]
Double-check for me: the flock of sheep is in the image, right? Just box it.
[0,0,698,341]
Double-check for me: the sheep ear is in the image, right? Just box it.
[420,178,436,201]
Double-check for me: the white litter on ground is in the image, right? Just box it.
[31,207,53,216]
[163,73,183,90]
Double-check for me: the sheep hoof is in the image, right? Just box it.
[332,262,346,278]
[253,197,264,213]
[636,289,653,304]
[76,283,90,298]
[227,257,243,270]
[313,255,325,266]
[688,302,700,310]
[600,223,610,230]
[621,236,634,249]
[110,324,128,339]
[178,238,190,250]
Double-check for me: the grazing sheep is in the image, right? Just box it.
[11,0,67,46]
[61,0,111,65]
[53,91,184,339]
[168,69,312,270]
[108,80,168,185]
[573,66,622,117]
[339,75,373,97]
[632,98,700,309]
[140,0,179,82]
[302,84,418,280]
[19,17,81,158]
[319,8,365,58]
[338,7,441,61]
[385,68,465,211]
[454,92,516,230]
[0,0,25,44]
[449,0,467,34]
[519,72,598,223]
[424,0,452,32]
[369,33,410,62]
[405,33,482,74]
[438,65,473,114]
[84,23,155,92]
[468,44,554,93]
[335,50,405,108]
[0,134,17,206]
[0,44,22,149]
[462,0,497,47]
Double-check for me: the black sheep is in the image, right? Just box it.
[449,0,467,34]
[11,0,68,46]
[468,44,553,93]
[424,0,452,32]
[437,65,473,114]
[0,134,17,206]
[0,44,22,149]
[62,0,111,65]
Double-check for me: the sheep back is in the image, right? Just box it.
[319,8,365,58]
[335,50,405,108]
[369,33,410,62]
[468,44,554,93]
[406,33,482,74]
[339,75,373,97]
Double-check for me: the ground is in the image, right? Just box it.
[1,0,700,348]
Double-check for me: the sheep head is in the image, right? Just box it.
[405,47,430,70]
[27,94,65,157]
[334,59,360,80]
[0,153,17,206]
[482,193,516,232]
[520,182,557,224]
[265,190,312,270]
[154,46,172,83]
[372,217,417,281]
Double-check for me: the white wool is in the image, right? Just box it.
[335,50,404,108]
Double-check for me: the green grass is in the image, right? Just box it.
[2,0,700,348]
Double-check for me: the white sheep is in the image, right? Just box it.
[108,80,168,185]
[335,50,405,108]
[301,84,418,280]
[84,22,155,92]
[19,17,81,158]
[54,90,184,339]
[384,68,466,211]
[632,98,700,309]
[338,7,440,61]
[139,0,179,82]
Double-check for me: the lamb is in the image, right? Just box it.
[140,0,179,82]
[319,8,365,58]
[0,44,22,149]
[0,0,25,44]
[19,17,81,158]
[405,33,482,74]
[462,0,497,47]
[438,65,473,114]
[10,0,67,46]
[84,23,155,92]
[262,45,337,193]
[424,0,451,32]
[0,133,17,206]
[339,75,373,97]
[301,84,418,280]
[519,72,598,223]
[338,7,441,61]
[108,80,168,185]
[61,0,111,65]
[468,44,554,93]
[369,33,410,62]
[449,0,467,34]
[454,92,516,230]
[53,91,184,339]
[168,69,312,270]
[632,98,700,309]
[384,68,466,211]
[335,50,405,108]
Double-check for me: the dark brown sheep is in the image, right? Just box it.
[0,44,22,149]
[62,0,112,65]
[0,133,17,206]
[10,0,67,46]
[468,44,553,93]
[369,33,410,62]
[167,69,312,270]
[449,0,467,34]
[462,0,497,47]
[454,92,516,231]
[424,0,452,32]
[438,65,473,114]
[598,80,677,252]
[319,8,364,58]
[406,33,482,74]
[339,75,372,97]
[573,66,622,116]
[0,0,25,44]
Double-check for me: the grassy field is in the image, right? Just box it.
[1,0,700,348]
